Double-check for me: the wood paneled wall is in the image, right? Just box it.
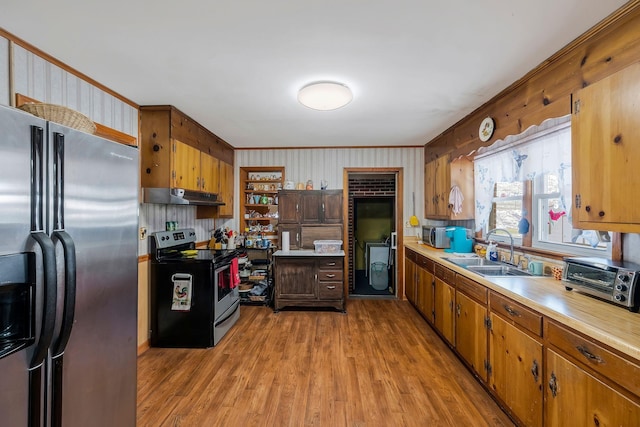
[425,1,640,161]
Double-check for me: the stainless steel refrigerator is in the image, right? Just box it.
[0,104,138,427]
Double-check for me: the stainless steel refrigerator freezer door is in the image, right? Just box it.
[0,105,47,427]
[48,123,138,427]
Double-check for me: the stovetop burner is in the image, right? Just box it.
[150,228,237,264]
[159,248,238,264]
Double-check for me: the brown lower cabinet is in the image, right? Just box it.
[455,275,488,382]
[545,349,640,426]
[434,264,455,345]
[405,253,640,427]
[274,256,344,312]
[489,312,543,427]
[416,258,435,323]
[404,250,417,304]
[545,320,640,426]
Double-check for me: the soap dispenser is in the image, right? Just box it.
[486,241,498,261]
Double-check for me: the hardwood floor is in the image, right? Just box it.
[137,300,515,426]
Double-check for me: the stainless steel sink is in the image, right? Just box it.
[442,257,502,267]
[442,257,534,277]
[465,265,533,277]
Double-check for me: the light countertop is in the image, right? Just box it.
[273,249,346,257]
[405,241,640,362]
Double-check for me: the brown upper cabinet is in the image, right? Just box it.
[424,155,474,220]
[216,160,234,218]
[278,190,343,224]
[172,140,221,192]
[571,62,640,233]
[139,105,234,218]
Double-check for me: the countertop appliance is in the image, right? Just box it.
[0,105,138,426]
[444,227,474,253]
[150,228,240,347]
[563,257,640,312]
[422,226,450,249]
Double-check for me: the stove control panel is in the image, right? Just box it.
[151,228,197,249]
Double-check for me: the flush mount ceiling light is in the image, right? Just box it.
[298,81,353,111]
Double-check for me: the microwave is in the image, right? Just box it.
[563,257,640,312]
[422,226,450,249]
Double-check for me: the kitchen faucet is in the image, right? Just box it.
[486,228,514,264]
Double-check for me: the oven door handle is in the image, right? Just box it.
[215,300,240,327]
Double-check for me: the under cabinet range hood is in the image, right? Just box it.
[143,188,225,206]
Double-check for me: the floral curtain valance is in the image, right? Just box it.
[473,116,572,232]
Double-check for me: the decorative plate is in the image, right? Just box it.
[479,117,495,142]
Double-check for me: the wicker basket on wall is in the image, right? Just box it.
[18,103,97,134]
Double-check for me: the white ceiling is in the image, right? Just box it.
[2,1,628,149]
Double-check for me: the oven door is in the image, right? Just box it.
[150,262,215,348]
[213,298,240,346]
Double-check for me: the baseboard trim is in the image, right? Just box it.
[137,340,150,356]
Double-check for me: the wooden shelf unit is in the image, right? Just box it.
[240,166,285,245]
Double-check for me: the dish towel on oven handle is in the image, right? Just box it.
[230,257,240,289]
[449,185,464,216]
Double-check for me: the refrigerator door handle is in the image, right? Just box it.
[28,125,57,427]
[28,231,57,427]
[28,124,58,369]
[51,231,76,357]
[52,131,76,357]
[27,233,57,369]
[53,132,65,230]
[30,126,45,232]
[51,230,76,427]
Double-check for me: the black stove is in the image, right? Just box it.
[148,228,240,348]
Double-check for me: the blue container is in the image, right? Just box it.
[444,227,474,253]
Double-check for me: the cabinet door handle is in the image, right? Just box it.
[327,286,336,290]
[449,301,453,311]
[296,233,299,243]
[201,178,206,189]
[456,303,461,317]
[503,304,521,318]
[315,274,318,281]
[548,372,558,398]
[296,203,299,212]
[326,274,336,278]
[322,203,325,212]
[576,345,604,364]
[531,359,539,383]
[327,262,336,266]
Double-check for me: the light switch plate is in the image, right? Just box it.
[139,227,147,240]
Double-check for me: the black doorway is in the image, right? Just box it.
[347,173,397,297]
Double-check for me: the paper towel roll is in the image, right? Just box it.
[282,232,290,252]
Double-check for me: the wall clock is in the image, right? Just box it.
[479,117,495,142]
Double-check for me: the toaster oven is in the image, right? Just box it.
[563,257,640,312]
[422,226,450,249]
